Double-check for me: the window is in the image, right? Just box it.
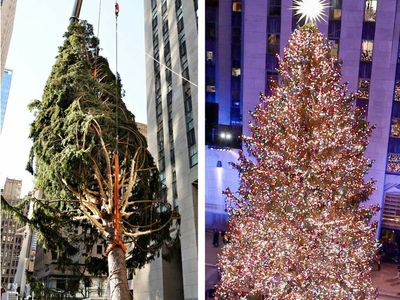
[361,40,373,62]
[330,8,342,20]
[151,0,157,11]
[364,0,377,22]
[152,16,158,30]
[207,51,214,61]
[330,0,342,20]
[387,153,400,173]
[329,40,339,57]
[206,23,216,39]
[232,2,242,12]
[232,68,241,77]
[359,61,372,78]
[177,18,184,33]
[162,20,169,36]
[395,81,400,101]
[358,79,370,99]
[51,251,57,261]
[162,1,167,15]
[328,21,341,40]
[97,245,103,255]
[207,85,216,93]
[170,149,175,166]
[189,145,198,167]
[267,34,280,54]
[267,17,281,34]
[172,181,178,199]
[356,98,369,118]
[392,119,400,137]
[187,128,196,146]
[159,157,166,172]
[269,0,281,16]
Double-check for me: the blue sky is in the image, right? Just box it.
[0,1,148,196]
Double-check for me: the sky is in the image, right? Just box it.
[0,0,148,196]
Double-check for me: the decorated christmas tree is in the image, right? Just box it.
[216,24,378,299]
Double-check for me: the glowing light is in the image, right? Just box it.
[292,0,329,24]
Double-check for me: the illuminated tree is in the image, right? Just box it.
[216,24,378,299]
[3,21,177,300]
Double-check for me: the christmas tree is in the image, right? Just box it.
[1,21,177,300]
[216,24,378,299]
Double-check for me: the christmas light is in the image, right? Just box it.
[215,25,377,300]
[292,0,329,24]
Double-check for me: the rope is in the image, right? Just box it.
[145,52,198,87]
[115,1,119,147]
[97,0,102,38]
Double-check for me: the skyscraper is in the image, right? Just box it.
[0,178,23,289]
[137,0,198,299]
[205,0,400,294]
[1,0,17,77]
[1,69,13,133]
[1,0,16,133]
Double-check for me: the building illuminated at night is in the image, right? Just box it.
[205,0,400,297]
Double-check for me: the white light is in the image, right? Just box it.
[292,0,329,24]
[226,133,232,140]
[220,132,226,139]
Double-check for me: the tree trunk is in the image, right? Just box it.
[108,247,130,300]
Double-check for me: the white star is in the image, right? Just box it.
[292,0,329,24]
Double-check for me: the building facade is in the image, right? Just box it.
[1,68,13,132]
[205,0,400,295]
[33,232,108,299]
[0,178,23,289]
[1,0,16,77]
[1,0,16,133]
[140,0,198,299]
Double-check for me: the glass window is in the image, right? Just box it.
[329,0,342,20]
[361,40,374,62]
[359,61,372,78]
[328,21,341,40]
[358,79,370,99]
[387,153,400,173]
[207,85,216,93]
[267,34,280,54]
[331,8,342,20]
[207,51,214,61]
[189,145,198,167]
[232,68,241,77]
[187,128,196,146]
[395,81,400,101]
[392,119,400,137]
[152,16,158,30]
[329,40,339,57]
[267,17,281,34]
[356,98,369,117]
[232,2,242,12]
[364,0,377,22]
[177,18,184,33]
[97,245,103,255]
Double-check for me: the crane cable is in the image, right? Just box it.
[106,0,126,256]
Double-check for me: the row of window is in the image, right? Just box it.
[163,2,179,204]
[176,1,198,168]
[387,37,400,174]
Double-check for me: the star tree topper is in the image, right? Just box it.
[292,0,329,24]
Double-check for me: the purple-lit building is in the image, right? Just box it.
[205,0,400,296]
